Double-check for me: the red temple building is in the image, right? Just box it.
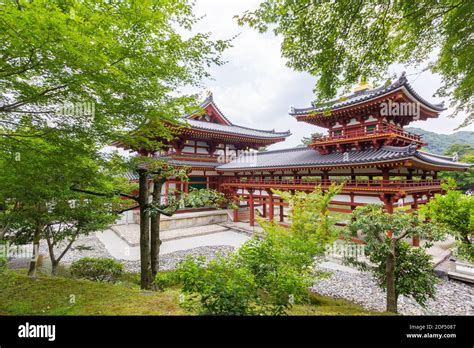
[116,73,471,233]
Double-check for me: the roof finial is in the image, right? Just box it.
[353,75,372,92]
[399,71,407,83]
[205,89,213,99]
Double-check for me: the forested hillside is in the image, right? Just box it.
[406,127,474,154]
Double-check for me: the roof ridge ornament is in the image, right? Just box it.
[408,141,418,154]
[399,71,407,84]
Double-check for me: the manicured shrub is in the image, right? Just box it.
[70,258,123,283]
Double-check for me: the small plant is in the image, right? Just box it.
[70,258,124,283]
[177,255,259,315]
[183,188,228,209]
[421,179,473,263]
[153,270,181,291]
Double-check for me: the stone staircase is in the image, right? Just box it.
[110,223,230,247]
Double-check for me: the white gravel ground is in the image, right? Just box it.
[311,266,474,315]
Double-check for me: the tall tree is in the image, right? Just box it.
[1,0,229,146]
[1,0,229,284]
[0,127,124,276]
[347,205,447,313]
[238,0,473,127]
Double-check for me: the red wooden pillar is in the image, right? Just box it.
[233,208,239,222]
[412,194,420,246]
[249,189,255,227]
[268,193,274,221]
[262,202,266,218]
[279,198,284,222]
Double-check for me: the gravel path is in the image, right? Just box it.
[120,245,235,273]
[17,234,235,273]
[38,234,114,262]
[311,266,474,315]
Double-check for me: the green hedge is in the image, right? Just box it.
[70,258,123,283]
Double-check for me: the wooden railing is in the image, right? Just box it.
[312,125,422,143]
[222,178,442,189]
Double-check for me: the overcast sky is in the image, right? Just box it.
[189,0,473,150]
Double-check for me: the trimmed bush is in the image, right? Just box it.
[70,258,123,283]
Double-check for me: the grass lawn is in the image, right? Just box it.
[0,270,385,316]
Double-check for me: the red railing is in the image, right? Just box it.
[222,178,442,189]
[312,125,422,143]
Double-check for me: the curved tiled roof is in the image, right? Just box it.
[216,145,471,171]
[155,157,218,168]
[289,72,446,116]
[181,92,291,140]
[183,119,291,139]
[194,93,233,125]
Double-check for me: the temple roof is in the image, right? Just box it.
[183,118,291,139]
[181,92,291,140]
[155,156,219,169]
[289,72,446,116]
[185,93,233,125]
[216,145,471,171]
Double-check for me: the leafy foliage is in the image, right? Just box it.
[421,180,474,262]
[70,257,124,283]
[347,205,447,311]
[153,270,181,291]
[0,257,6,272]
[238,0,473,127]
[177,255,260,315]
[1,0,229,147]
[174,185,341,315]
[182,188,228,209]
[438,145,474,190]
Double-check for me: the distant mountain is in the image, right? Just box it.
[406,127,474,155]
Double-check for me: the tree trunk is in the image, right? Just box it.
[138,170,152,290]
[27,223,42,277]
[386,239,397,313]
[51,261,59,276]
[151,178,165,279]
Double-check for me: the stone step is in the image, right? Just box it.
[160,224,230,242]
[447,270,474,284]
[110,224,230,246]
